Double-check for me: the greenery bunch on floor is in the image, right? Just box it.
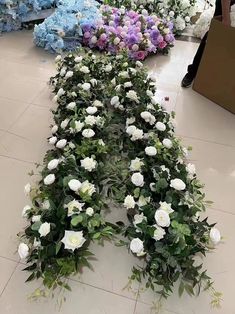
[18,48,221,305]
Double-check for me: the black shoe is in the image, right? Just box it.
[181,73,194,88]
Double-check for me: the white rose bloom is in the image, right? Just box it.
[68,179,82,192]
[130,238,144,255]
[22,205,31,218]
[79,66,90,73]
[131,172,144,187]
[124,82,133,88]
[86,106,97,115]
[163,138,173,149]
[140,111,156,125]
[146,90,154,98]
[90,79,97,86]
[47,159,59,170]
[51,125,58,134]
[185,16,190,23]
[44,174,55,185]
[57,88,65,97]
[80,180,96,196]
[86,207,94,216]
[32,215,41,223]
[155,210,170,227]
[130,128,144,141]
[62,230,86,251]
[60,119,70,129]
[48,136,57,145]
[67,102,76,110]
[156,122,166,131]
[124,195,135,209]
[170,178,186,191]
[93,100,104,107]
[145,146,157,156]
[186,163,196,178]
[134,213,147,226]
[130,158,144,171]
[56,139,67,149]
[65,199,84,216]
[210,227,221,245]
[85,115,97,126]
[71,92,77,97]
[183,147,189,157]
[18,243,29,259]
[24,183,31,196]
[55,55,62,62]
[39,222,50,237]
[169,10,175,17]
[60,68,66,77]
[65,71,73,79]
[105,64,112,72]
[111,96,120,106]
[75,56,83,62]
[75,120,84,132]
[81,157,97,172]
[126,117,136,125]
[126,125,136,135]
[81,83,91,91]
[153,226,166,241]
[137,195,150,207]
[159,201,174,214]
[136,60,143,67]
[126,90,139,103]
[82,129,95,138]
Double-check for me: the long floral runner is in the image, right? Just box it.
[18,49,222,306]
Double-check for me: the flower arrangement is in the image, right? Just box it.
[82,5,174,60]
[103,0,198,34]
[18,49,221,305]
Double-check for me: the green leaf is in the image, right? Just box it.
[92,232,101,239]
[71,215,83,226]
[25,272,35,282]
[31,221,42,231]
[56,242,62,255]
[179,281,185,297]
[185,284,195,296]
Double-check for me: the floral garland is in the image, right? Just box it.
[103,0,198,34]
[18,49,221,303]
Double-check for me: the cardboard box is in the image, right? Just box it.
[193,18,235,114]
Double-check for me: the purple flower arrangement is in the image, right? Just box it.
[82,5,175,60]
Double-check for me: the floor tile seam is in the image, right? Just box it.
[0,153,36,165]
[0,261,19,298]
[69,277,137,302]
[0,255,19,264]
[209,206,235,216]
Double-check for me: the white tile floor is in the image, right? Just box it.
[0,31,235,314]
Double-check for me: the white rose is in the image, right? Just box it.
[60,119,70,129]
[22,205,31,218]
[134,213,147,226]
[44,174,55,185]
[47,159,59,170]
[93,100,104,107]
[153,226,166,241]
[75,121,84,132]
[24,183,31,196]
[75,56,83,62]
[68,179,82,192]
[124,195,135,209]
[130,238,144,255]
[170,178,186,191]
[85,115,97,126]
[126,90,139,103]
[79,66,90,73]
[86,106,97,115]
[90,79,97,86]
[159,201,174,214]
[136,61,143,67]
[81,83,91,91]
[105,64,112,72]
[39,222,50,237]
[126,125,136,135]
[137,195,150,207]
[71,92,77,97]
[81,157,97,172]
[32,215,41,222]
[57,88,65,97]
[48,136,57,145]
[86,207,94,216]
[65,199,84,216]
[156,122,166,131]
[186,163,196,178]
[130,158,144,171]
[163,139,173,149]
[124,82,132,88]
[67,102,76,110]
[210,228,221,245]
[155,210,170,227]
[82,129,95,138]
[60,68,66,77]
[55,55,62,62]
[65,71,73,79]
[80,180,96,196]
[145,146,157,156]
[61,230,86,251]
[131,172,144,187]
[130,128,144,141]
[111,96,120,106]
[185,16,190,23]
[183,147,189,157]
[126,117,136,125]
[18,243,29,259]
[169,10,175,17]
[140,111,156,125]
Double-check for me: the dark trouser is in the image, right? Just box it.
[187,1,222,78]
